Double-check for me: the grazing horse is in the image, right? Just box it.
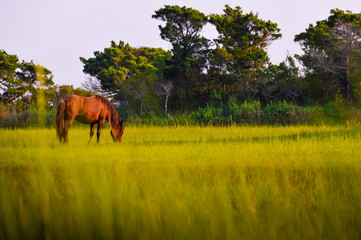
[56,95,124,144]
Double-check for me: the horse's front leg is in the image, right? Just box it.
[89,122,96,143]
[97,119,105,143]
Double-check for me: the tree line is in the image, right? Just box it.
[0,48,93,108]
[0,49,93,127]
[80,6,361,114]
[1,5,361,126]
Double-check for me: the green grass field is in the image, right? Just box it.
[1,125,361,239]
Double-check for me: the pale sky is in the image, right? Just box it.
[1,0,360,87]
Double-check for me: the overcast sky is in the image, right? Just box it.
[1,0,360,87]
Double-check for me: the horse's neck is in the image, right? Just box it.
[108,112,120,132]
[110,123,120,132]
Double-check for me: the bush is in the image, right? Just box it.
[0,102,9,121]
[0,108,38,128]
[0,109,18,129]
[190,106,225,125]
[0,106,58,128]
[322,102,361,124]
[229,100,261,124]
[46,108,57,128]
[18,109,38,127]
[262,101,311,125]
[0,100,360,128]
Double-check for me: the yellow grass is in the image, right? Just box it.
[0,125,361,239]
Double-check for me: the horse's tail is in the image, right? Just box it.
[56,100,65,140]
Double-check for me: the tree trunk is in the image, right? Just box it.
[346,54,351,103]
[165,95,169,113]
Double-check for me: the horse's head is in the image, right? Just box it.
[111,120,124,143]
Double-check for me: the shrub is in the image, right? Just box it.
[190,106,224,125]
[322,102,361,124]
[18,109,38,127]
[262,101,310,125]
[46,108,57,128]
[229,100,261,124]
[0,109,18,129]
[0,102,9,121]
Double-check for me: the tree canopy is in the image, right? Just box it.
[80,41,171,115]
[80,7,361,112]
[3,5,361,127]
[152,5,210,108]
[295,9,361,103]
[80,41,170,94]
[0,49,54,103]
[209,5,282,72]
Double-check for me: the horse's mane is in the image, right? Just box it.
[94,95,120,129]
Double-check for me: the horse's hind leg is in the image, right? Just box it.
[58,129,64,143]
[60,124,66,143]
[64,119,73,144]
[64,124,69,144]
[96,119,105,143]
[89,122,96,143]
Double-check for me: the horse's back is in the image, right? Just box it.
[64,95,105,123]
[64,95,86,111]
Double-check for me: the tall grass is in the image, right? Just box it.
[0,125,361,239]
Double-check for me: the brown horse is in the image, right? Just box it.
[56,95,124,144]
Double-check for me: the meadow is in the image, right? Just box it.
[0,125,361,239]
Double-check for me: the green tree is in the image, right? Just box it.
[350,50,361,102]
[80,41,170,95]
[259,57,304,104]
[295,9,361,103]
[55,84,94,103]
[0,49,53,103]
[115,72,160,116]
[208,5,281,101]
[209,5,282,71]
[152,5,210,109]
[80,41,170,114]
